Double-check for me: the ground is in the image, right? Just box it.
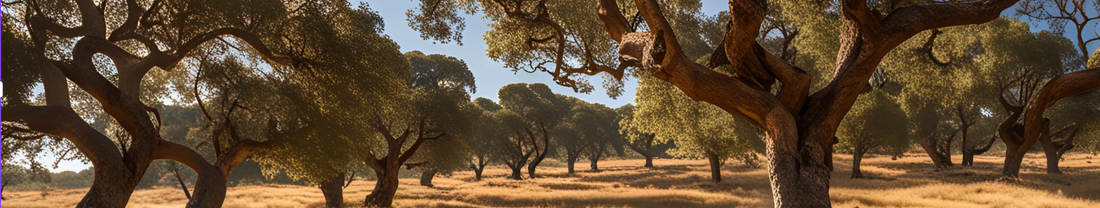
[2,153,1099,208]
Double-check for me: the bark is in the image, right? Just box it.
[589,145,605,171]
[1041,124,1081,174]
[364,168,400,208]
[527,130,551,179]
[1040,138,1063,174]
[173,165,193,200]
[706,151,722,183]
[470,157,488,181]
[567,154,579,174]
[320,173,346,208]
[419,169,437,188]
[627,133,657,168]
[509,165,524,180]
[474,168,485,181]
[851,150,865,179]
[362,117,446,208]
[645,156,654,168]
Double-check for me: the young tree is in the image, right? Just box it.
[837,91,909,179]
[499,83,570,178]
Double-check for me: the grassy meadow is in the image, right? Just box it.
[3,153,1099,208]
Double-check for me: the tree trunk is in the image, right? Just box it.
[320,173,346,208]
[594,151,602,171]
[1039,137,1062,174]
[183,168,229,208]
[419,169,437,188]
[962,151,975,167]
[472,164,486,181]
[567,155,578,174]
[1002,148,1025,177]
[509,165,524,180]
[851,150,865,179]
[644,155,654,168]
[707,151,722,183]
[364,169,400,208]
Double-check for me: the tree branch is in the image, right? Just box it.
[1020,67,1100,153]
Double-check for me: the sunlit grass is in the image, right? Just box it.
[3,153,1098,207]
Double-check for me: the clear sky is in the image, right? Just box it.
[34,0,1097,172]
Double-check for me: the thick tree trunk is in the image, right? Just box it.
[364,169,400,208]
[419,169,437,188]
[567,155,578,174]
[589,153,602,172]
[1039,137,1062,174]
[509,165,524,180]
[706,151,722,183]
[472,164,486,181]
[320,173,346,208]
[962,151,975,167]
[1002,149,1024,177]
[644,156,654,168]
[183,168,229,208]
[851,150,865,179]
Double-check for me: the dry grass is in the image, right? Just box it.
[3,153,1098,208]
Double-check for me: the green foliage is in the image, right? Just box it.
[836,91,910,156]
[556,98,624,162]
[1,27,44,106]
[633,74,762,162]
[2,163,52,190]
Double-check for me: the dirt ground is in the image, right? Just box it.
[3,153,1099,208]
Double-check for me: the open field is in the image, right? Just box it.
[3,153,1099,208]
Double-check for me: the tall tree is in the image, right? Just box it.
[836,91,909,179]
[499,83,569,178]
[584,103,626,172]
[358,51,477,208]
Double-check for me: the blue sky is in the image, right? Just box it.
[32,0,1098,172]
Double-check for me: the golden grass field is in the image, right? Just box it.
[3,153,1099,208]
